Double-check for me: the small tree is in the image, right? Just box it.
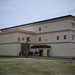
[19,51,22,56]
[26,37,30,57]
[26,37,30,42]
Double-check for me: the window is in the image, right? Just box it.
[72,25,73,27]
[46,39,47,41]
[46,26,47,28]
[71,22,75,28]
[39,38,41,41]
[64,35,66,39]
[57,36,59,40]
[39,27,41,31]
[72,34,74,40]
[72,23,74,27]
[22,38,24,41]
[18,37,20,41]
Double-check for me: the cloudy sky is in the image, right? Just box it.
[0,0,75,29]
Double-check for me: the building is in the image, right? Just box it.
[0,15,75,58]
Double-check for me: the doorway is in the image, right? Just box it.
[47,49,49,57]
[21,43,30,56]
[39,50,43,56]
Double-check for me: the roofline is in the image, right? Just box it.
[0,29,75,35]
[0,15,75,31]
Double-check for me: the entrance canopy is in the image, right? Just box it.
[31,45,51,49]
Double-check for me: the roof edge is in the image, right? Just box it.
[0,15,75,31]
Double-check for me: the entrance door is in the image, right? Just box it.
[47,50,49,57]
[39,50,43,56]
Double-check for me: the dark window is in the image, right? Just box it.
[46,39,47,41]
[72,25,74,28]
[39,27,41,31]
[57,36,59,40]
[72,23,74,27]
[64,35,66,39]
[39,38,41,41]
[71,22,75,28]
[18,37,20,41]
[22,38,24,41]
[72,35,74,40]
[46,26,47,28]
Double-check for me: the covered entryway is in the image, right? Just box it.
[21,43,30,56]
[31,45,51,57]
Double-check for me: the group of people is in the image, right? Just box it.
[19,50,40,56]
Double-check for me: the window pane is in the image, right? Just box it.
[46,39,47,41]
[18,37,20,41]
[57,36,59,40]
[39,38,41,41]
[22,38,24,41]
[64,35,66,39]
[71,22,75,28]
[46,26,47,28]
[39,27,41,31]
[72,35,74,40]
[72,23,74,27]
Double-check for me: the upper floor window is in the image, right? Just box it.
[22,38,24,41]
[64,35,66,39]
[72,34,74,40]
[39,37,41,41]
[39,27,41,31]
[71,22,75,28]
[18,37,20,41]
[57,36,59,40]
[46,39,47,41]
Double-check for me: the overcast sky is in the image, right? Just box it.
[0,0,75,29]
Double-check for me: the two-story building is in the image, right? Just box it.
[0,15,75,58]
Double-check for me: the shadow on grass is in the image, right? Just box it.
[0,55,26,59]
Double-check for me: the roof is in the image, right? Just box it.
[31,45,51,49]
[0,15,75,31]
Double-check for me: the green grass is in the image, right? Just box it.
[0,58,75,75]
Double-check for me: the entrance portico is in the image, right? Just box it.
[31,45,51,56]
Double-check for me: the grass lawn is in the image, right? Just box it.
[0,57,75,75]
